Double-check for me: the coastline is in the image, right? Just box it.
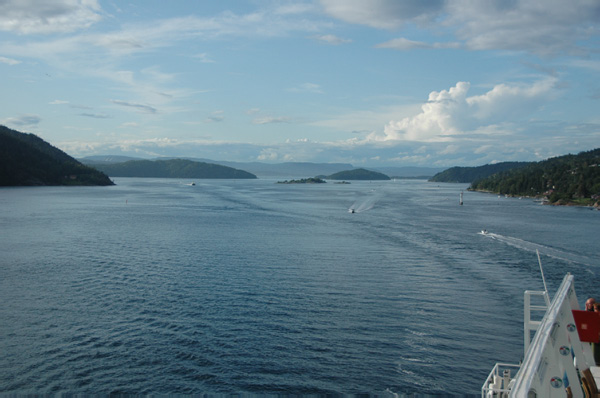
[468,188,600,209]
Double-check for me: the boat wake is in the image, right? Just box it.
[349,191,381,213]
[480,231,596,268]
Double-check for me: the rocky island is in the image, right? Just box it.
[277,177,326,184]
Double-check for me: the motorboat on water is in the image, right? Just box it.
[480,229,488,235]
[349,209,355,213]
[482,271,600,397]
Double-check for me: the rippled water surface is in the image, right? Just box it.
[1,178,598,396]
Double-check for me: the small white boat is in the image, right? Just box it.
[483,267,600,397]
[349,209,355,213]
[480,229,488,235]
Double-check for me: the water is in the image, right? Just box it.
[0,178,598,396]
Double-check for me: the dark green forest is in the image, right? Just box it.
[469,148,600,205]
[0,125,114,186]
[91,158,257,179]
[429,162,530,183]
[326,168,390,180]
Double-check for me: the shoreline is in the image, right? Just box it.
[468,188,600,209]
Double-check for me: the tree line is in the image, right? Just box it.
[469,148,600,205]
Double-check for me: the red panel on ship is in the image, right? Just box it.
[572,310,600,343]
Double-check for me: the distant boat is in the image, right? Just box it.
[460,191,463,205]
[349,209,355,213]
[479,229,488,235]
[187,182,195,186]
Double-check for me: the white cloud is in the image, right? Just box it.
[376,38,460,50]
[0,0,102,34]
[321,0,600,56]
[194,53,215,63]
[252,116,291,125]
[0,56,20,65]
[319,0,443,30]
[2,114,41,127]
[446,0,600,56]
[313,34,352,45]
[288,83,323,94]
[257,148,280,161]
[380,79,557,142]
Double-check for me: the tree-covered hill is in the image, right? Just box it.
[469,148,600,205]
[90,158,257,179]
[429,162,530,183]
[325,168,390,180]
[0,125,114,186]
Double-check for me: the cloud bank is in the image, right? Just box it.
[320,0,600,55]
[0,0,102,34]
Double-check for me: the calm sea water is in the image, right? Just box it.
[1,178,598,396]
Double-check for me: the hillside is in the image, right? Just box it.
[80,156,443,178]
[326,168,390,181]
[90,158,257,179]
[0,125,114,186]
[429,162,530,183]
[469,148,600,205]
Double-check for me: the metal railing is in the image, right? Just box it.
[483,274,595,398]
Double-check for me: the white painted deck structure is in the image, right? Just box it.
[482,274,600,398]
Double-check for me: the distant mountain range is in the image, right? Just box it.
[80,156,444,178]
[0,126,113,186]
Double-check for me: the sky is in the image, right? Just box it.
[0,0,599,167]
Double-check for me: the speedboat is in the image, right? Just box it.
[349,209,355,213]
[482,271,600,397]
[480,229,488,235]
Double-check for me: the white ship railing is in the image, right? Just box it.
[523,290,550,354]
[482,273,598,398]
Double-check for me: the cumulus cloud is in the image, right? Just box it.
[0,0,102,34]
[380,79,557,142]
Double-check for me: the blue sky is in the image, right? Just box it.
[1,0,599,167]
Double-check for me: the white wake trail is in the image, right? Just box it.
[480,232,596,268]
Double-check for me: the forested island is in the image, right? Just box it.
[277,177,326,184]
[325,168,390,180]
[0,125,113,186]
[469,148,600,206]
[89,158,257,179]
